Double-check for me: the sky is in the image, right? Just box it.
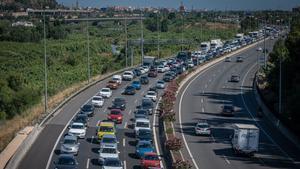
[57,0,300,11]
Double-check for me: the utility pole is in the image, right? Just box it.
[201,12,203,41]
[157,11,160,59]
[140,10,144,64]
[125,14,128,67]
[263,19,267,69]
[43,10,48,114]
[181,14,184,51]
[86,20,90,83]
[279,55,282,114]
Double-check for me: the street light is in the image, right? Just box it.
[43,10,48,114]
[86,20,91,83]
[157,11,160,59]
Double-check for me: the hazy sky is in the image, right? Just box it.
[57,0,300,10]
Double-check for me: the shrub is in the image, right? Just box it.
[166,136,182,151]
[172,159,192,169]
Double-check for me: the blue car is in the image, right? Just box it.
[131,81,141,90]
[135,140,154,158]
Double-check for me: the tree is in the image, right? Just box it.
[161,19,168,32]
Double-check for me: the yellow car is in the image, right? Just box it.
[97,121,116,140]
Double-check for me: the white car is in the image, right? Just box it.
[139,67,147,74]
[99,145,119,162]
[144,91,157,102]
[142,66,149,73]
[195,120,211,135]
[257,47,263,51]
[122,71,134,81]
[99,88,112,98]
[134,118,151,136]
[156,80,165,89]
[68,122,86,139]
[112,75,122,85]
[164,65,170,71]
[102,158,123,169]
[157,66,165,73]
[187,61,194,68]
[92,95,104,107]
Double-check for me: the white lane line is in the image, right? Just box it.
[123,138,126,147]
[201,98,204,103]
[202,90,204,94]
[153,97,164,168]
[141,90,145,95]
[201,107,205,113]
[46,98,91,169]
[134,99,137,103]
[86,158,90,169]
[223,155,230,164]
[128,110,132,115]
[91,136,94,144]
[124,122,128,129]
[241,63,296,164]
[124,160,127,169]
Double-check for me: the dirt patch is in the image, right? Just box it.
[205,22,238,30]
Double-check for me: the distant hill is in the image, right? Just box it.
[1,0,58,10]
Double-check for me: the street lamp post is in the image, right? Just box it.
[125,15,128,67]
[86,20,90,83]
[140,10,144,64]
[43,10,48,114]
[157,11,160,59]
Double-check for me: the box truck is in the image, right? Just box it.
[231,124,259,156]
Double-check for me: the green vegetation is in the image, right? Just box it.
[263,15,300,136]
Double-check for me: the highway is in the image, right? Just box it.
[18,69,166,169]
[176,39,300,169]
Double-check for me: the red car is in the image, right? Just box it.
[107,109,123,124]
[140,152,161,169]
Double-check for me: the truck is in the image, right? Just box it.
[143,56,156,67]
[210,39,223,50]
[235,33,244,41]
[231,124,259,156]
[200,42,210,52]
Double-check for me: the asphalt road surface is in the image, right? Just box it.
[176,39,300,169]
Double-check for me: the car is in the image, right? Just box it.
[164,65,170,71]
[225,57,231,62]
[142,66,150,73]
[107,80,119,89]
[134,109,149,120]
[109,97,126,110]
[230,75,240,82]
[236,56,243,62]
[122,86,136,95]
[140,152,161,169]
[68,122,86,139]
[257,47,263,51]
[102,158,123,169]
[134,118,151,136]
[148,69,158,77]
[122,71,134,81]
[221,104,235,116]
[156,80,165,89]
[137,98,154,115]
[108,109,123,124]
[194,120,211,135]
[131,80,142,90]
[100,88,112,98]
[140,76,149,85]
[54,154,78,169]
[187,60,194,68]
[97,121,116,140]
[60,135,80,155]
[157,65,165,73]
[99,145,120,162]
[92,95,104,107]
[73,114,88,127]
[100,134,118,148]
[136,128,153,143]
[136,140,154,158]
[139,67,147,74]
[144,91,157,102]
[112,75,122,85]
[133,68,142,76]
[79,104,95,117]
[163,73,172,82]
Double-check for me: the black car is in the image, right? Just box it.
[54,154,78,169]
[73,114,88,126]
[230,75,240,82]
[148,68,158,77]
[79,104,94,117]
[163,73,173,82]
[236,56,243,62]
[140,76,149,85]
[109,97,126,110]
[221,105,235,116]
[133,68,142,76]
[137,98,154,115]
[136,128,153,143]
[134,109,149,119]
[122,86,136,95]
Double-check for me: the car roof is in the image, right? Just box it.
[102,134,117,138]
[135,118,150,122]
[64,135,77,140]
[58,153,74,158]
[71,122,84,126]
[110,109,122,112]
[138,140,152,144]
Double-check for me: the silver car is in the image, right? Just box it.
[156,80,165,89]
[60,135,80,155]
[100,134,118,148]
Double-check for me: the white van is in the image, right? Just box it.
[112,75,122,84]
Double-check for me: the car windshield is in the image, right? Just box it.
[101,88,110,92]
[197,124,209,128]
[57,157,76,165]
[127,86,134,90]
[109,80,116,83]
[104,159,121,167]
[63,139,76,144]
[139,143,151,148]
[142,101,153,107]
[133,81,140,84]
[101,148,117,154]
[93,97,102,101]
[139,130,151,136]
[71,124,84,129]
[136,110,147,115]
[158,81,164,84]
[147,92,155,96]
[112,78,119,81]
[82,105,93,111]
[136,122,149,128]
[144,155,159,160]
[102,137,116,143]
[99,126,114,132]
[111,110,121,115]
[114,98,125,103]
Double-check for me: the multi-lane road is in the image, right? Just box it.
[176,39,300,169]
[18,68,166,169]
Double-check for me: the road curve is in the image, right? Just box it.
[176,40,300,169]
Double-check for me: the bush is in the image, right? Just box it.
[166,136,182,151]
[172,159,192,169]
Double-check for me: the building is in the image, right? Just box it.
[292,6,300,13]
[12,21,34,27]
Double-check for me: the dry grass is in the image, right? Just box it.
[205,22,238,30]
[0,73,106,152]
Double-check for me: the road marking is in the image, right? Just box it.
[91,136,94,144]
[201,107,205,113]
[46,98,91,169]
[124,122,128,129]
[134,99,137,103]
[241,63,296,164]
[128,110,132,115]
[201,98,204,103]
[123,138,126,147]
[204,84,207,88]
[153,97,164,168]
[141,90,145,95]
[202,90,204,94]
[86,158,90,169]
[223,155,230,164]
[124,160,127,169]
